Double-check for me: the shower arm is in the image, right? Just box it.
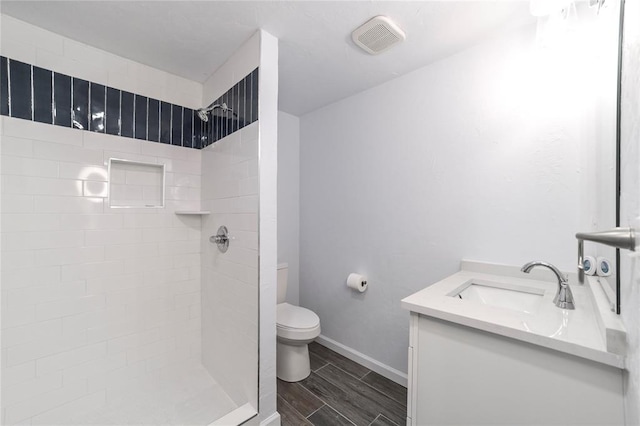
[575,227,636,283]
[196,102,236,122]
[200,102,230,114]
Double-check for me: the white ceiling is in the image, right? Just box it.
[1,1,534,116]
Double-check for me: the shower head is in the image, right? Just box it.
[196,102,235,123]
[197,109,209,122]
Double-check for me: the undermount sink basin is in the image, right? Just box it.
[449,280,545,314]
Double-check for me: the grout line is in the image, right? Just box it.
[318,362,407,410]
[30,64,34,121]
[296,380,338,420]
[360,372,408,406]
[378,413,400,426]
[308,402,357,426]
[368,414,382,426]
[317,360,367,383]
[314,363,329,374]
[312,343,372,379]
[297,367,373,426]
[304,403,326,419]
[340,409,358,426]
[278,395,309,424]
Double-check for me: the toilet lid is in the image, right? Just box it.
[277,303,320,329]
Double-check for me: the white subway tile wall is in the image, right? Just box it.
[0,116,210,424]
[201,122,259,406]
[1,14,269,426]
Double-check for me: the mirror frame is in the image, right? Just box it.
[615,0,626,314]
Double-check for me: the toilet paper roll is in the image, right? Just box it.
[582,256,597,276]
[347,273,368,293]
[597,257,612,277]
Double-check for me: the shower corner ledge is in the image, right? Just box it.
[175,210,211,215]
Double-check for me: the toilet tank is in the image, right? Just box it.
[277,263,288,304]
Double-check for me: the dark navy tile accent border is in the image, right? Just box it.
[106,87,120,136]
[134,95,147,141]
[120,91,134,138]
[90,82,106,133]
[194,114,204,149]
[72,78,89,130]
[33,66,53,124]
[1,57,8,116]
[171,104,182,146]
[251,69,259,125]
[160,101,171,144]
[53,73,72,127]
[9,59,32,120]
[148,98,160,142]
[0,56,258,150]
[183,108,193,149]
[197,68,258,149]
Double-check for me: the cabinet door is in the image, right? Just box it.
[413,314,623,425]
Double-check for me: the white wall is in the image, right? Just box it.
[201,29,279,426]
[277,111,300,304]
[0,117,202,425]
[619,0,640,422]
[0,15,202,109]
[299,12,617,375]
[199,31,261,415]
[254,30,279,426]
[202,33,260,109]
[201,122,259,407]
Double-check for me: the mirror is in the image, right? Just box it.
[618,0,639,319]
[529,0,621,309]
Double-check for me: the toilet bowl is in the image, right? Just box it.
[276,263,321,382]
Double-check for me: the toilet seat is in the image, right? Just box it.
[277,303,320,341]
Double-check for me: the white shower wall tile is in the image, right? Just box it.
[0,115,205,424]
[201,122,259,407]
[2,117,83,147]
[1,157,60,178]
[1,136,35,158]
[2,361,37,388]
[33,196,105,214]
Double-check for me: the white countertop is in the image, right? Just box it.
[401,261,626,368]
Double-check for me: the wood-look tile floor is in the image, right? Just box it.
[277,342,407,426]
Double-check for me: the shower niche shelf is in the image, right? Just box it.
[108,158,165,208]
[175,211,210,215]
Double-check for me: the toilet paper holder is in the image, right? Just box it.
[347,273,368,293]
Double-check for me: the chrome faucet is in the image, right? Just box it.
[521,261,575,310]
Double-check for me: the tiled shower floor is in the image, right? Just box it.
[44,360,237,425]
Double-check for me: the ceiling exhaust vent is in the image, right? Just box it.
[351,16,406,55]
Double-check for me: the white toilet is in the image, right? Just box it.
[276,263,321,382]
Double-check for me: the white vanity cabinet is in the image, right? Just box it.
[406,312,623,425]
[402,261,626,426]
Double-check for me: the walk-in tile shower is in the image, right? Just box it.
[0,15,267,425]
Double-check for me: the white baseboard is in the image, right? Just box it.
[315,334,408,387]
[210,403,256,425]
[259,412,281,426]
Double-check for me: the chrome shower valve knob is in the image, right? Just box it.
[210,225,231,253]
